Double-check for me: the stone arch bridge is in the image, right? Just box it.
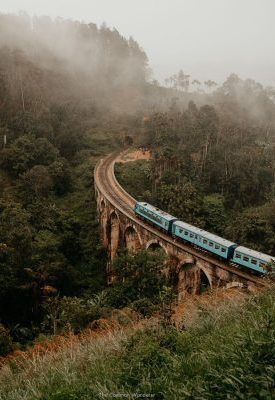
[94,151,263,297]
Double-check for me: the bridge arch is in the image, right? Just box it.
[100,199,107,212]
[177,260,212,296]
[146,239,168,255]
[124,225,142,253]
[195,261,212,290]
[108,211,121,260]
[199,268,211,293]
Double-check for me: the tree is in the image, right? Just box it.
[0,135,59,175]
[156,181,203,225]
[225,208,275,254]
[107,250,168,311]
[0,201,32,257]
[191,79,202,91]
[32,230,62,265]
[204,80,218,92]
[42,296,102,335]
[177,70,190,92]
[197,105,219,176]
[202,194,227,235]
[48,159,72,195]
[19,165,53,199]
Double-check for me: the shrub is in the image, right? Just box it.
[0,324,13,356]
[42,297,103,334]
[130,298,157,317]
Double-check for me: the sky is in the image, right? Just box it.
[0,0,274,86]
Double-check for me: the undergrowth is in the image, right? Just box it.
[0,287,274,399]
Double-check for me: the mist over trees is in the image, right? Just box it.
[0,11,275,362]
[0,13,149,114]
[117,75,275,255]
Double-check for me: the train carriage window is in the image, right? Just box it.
[251,259,257,265]
[190,233,194,238]
[221,247,226,253]
[215,244,220,249]
[203,239,208,244]
[184,231,189,235]
[235,253,241,259]
[243,256,249,262]
[209,242,213,247]
[179,229,183,233]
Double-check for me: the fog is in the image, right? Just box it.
[0,0,274,86]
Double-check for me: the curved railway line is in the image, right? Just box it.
[94,151,267,287]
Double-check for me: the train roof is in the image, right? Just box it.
[136,202,177,221]
[174,220,236,248]
[234,246,274,263]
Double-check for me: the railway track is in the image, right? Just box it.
[94,151,267,287]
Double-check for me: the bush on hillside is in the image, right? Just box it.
[0,325,13,356]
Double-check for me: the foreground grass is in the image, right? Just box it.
[0,288,274,400]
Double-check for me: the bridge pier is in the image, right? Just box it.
[95,193,249,297]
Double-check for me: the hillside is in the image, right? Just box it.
[0,13,150,113]
[0,13,152,351]
[0,11,275,400]
[0,286,274,400]
[115,78,275,256]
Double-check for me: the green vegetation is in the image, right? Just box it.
[105,250,173,318]
[1,11,275,399]
[38,250,172,336]
[115,160,152,201]
[0,13,148,349]
[0,287,274,399]
[116,78,275,254]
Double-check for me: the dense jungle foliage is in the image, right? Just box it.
[116,74,275,255]
[0,14,275,399]
[0,13,153,351]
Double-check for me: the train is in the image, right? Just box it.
[134,201,273,274]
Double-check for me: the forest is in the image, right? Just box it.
[0,13,151,350]
[0,12,275,400]
[117,73,275,255]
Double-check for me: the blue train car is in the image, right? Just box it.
[134,202,177,233]
[232,246,273,273]
[172,220,237,259]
